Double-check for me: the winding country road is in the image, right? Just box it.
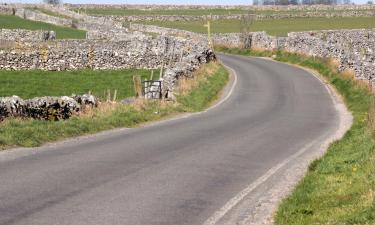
[0,54,340,225]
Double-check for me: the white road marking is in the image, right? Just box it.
[202,139,317,225]
[202,56,352,225]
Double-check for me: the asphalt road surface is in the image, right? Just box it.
[0,54,339,225]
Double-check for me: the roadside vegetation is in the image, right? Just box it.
[0,14,86,39]
[0,69,157,100]
[0,62,229,149]
[145,17,375,36]
[217,47,375,224]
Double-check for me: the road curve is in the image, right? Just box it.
[0,54,339,225]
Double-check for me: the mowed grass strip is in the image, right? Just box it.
[0,62,229,149]
[0,14,86,39]
[217,47,375,224]
[145,16,375,36]
[0,69,157,100]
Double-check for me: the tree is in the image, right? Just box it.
[43,0,62,5]
[367,0,373,4]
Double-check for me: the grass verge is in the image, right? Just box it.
[0,69,158,100]
[0,14,86,39]
[145,17,375,36]
[0,62,229,149]
[217,47,375,224]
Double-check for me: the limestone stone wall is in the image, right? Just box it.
[213,29,375,83]
[105,9,375,22]
[0,35,204,70]
[15,8,73,27]
[0,5,215,99]
[0,29,55,41]
[0,5,14,15]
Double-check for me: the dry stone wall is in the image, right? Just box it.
[213,29,375,83]
[0,4,14,15]
[0,36,202,70]
[105,9,375,23]
[0,94,97,121]
[0,29,55,41]
[0,5,215,102]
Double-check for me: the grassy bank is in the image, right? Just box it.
[145,16,375,36]
[0,69,158,100]
[218,47,375,224]
[0,14,86,39]
[0,62,229,149]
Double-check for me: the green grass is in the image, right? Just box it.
[0,69,158,100]
[72,7,375,16]
[0,62,229,149]
[145,17,375,36]
[0,14,86,39]
[217,47,375,224]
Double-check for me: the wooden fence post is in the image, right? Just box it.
[133,75,142,98]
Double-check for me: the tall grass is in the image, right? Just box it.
[218,47,375,224]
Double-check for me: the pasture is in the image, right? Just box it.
[0,69,157,100]
[0,14,86,39]
[145,16,375,36]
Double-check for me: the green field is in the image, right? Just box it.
[0,63,228,148]
[145,16,375,36]
[73,7,375,16]
[0,15,86,39]
[0,69,157,100]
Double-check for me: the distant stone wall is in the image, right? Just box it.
[0,5,14,15]
[12,5,123,33]
[66,4,375,22]
[129,23,204,40]
[0,29,55,41]
[15,8,73,27]
[67,3,375,11]
[0,5,215,99]
[105,9,375,22]
[213,29,375,83]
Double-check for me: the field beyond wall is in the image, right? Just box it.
[0,14,86,39]
[145,16,375,36]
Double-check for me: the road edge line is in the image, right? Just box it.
[202,56,353,225]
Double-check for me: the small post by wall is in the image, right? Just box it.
[133,75,143,98]
[204,20,213,49]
